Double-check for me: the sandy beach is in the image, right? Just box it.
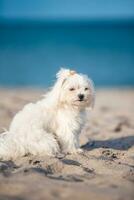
[0,88,134,200]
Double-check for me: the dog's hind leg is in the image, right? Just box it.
[27,131,60,157]
[0,130,60,160]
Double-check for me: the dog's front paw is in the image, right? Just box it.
[64,148,84,155]
[76,148,84,154]
[56,152,66,159]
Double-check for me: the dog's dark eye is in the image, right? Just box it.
[69,87,75,91]
[85,87,89,90]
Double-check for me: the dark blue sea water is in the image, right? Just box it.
[0,23,134,87]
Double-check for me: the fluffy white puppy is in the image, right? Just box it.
[0,68,95,160]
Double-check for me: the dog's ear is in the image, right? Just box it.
[88,78,95,110]
[56,68,73,83]
[46,68,74,106]
[55,68,71,88]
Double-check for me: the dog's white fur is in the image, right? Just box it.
[0,68,95,160]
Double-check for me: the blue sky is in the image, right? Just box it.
[0,0,134,20]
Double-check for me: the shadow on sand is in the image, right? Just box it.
[82,136,134,151]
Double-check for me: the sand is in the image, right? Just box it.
[0,88,134,200]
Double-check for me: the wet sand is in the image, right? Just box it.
[0,88,134,200]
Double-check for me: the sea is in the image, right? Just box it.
[0,21,134,87]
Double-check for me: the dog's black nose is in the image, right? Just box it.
[78,94,84,101]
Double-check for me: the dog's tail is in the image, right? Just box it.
[0,131,12,160]
[0,131,24,161]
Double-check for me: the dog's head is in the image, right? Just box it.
[52,68,95,110]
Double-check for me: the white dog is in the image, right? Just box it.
[0,68,95,160]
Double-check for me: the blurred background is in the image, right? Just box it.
[0,0,134,87]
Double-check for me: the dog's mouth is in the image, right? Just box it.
[78,99,84,102]
[74,99,85,102]
[73,99,86,105]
